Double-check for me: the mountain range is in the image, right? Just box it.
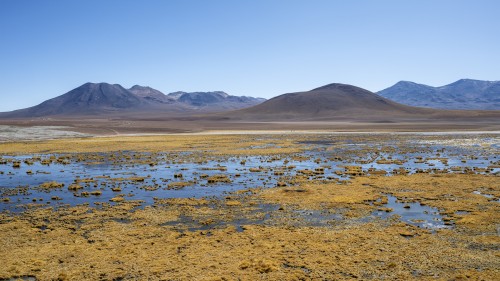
[377,79,500,110]
[1,80,498,122]
[0,83,266,117]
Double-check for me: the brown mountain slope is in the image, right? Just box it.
[223,83,429,120]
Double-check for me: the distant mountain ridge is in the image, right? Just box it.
[377,79,500,110]
[168,91,265,107]
[0,83,266,117]
[129,85,265,108]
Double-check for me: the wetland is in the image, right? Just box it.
[0,133,499,280]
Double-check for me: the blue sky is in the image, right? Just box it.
[0,0,499,111]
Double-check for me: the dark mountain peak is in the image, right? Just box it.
[452,78,490,84]
[447,78,481,86]
[382,82,437,99]
[443,79,499,90]
[309,83,381,100]
[455,78,475,83]
[128,85,171,103]
[311,83,363,92]
[80,82,126,90]
[166,91,185,99]
[391,81,434,89]
[394,81,421,86]
[210,91,229,98]
[82,82,105,87]
[439,79,498,92]
[64,82,137,101]
[130,84,153,91]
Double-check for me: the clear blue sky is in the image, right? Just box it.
[1,0,499,111]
